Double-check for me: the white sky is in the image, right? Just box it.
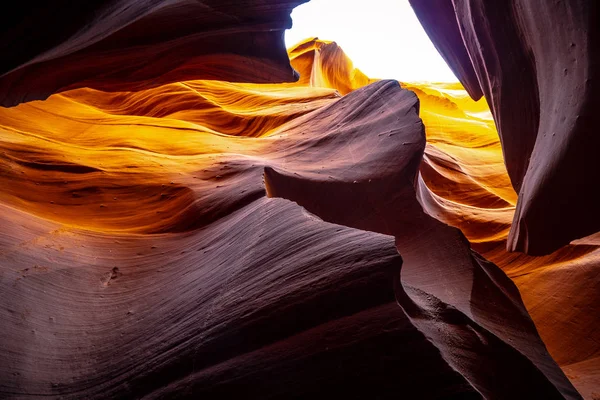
[285,0,458,82]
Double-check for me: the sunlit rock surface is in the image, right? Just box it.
[288,39,599,399]
[409,0,600,255]
[0,7,597,399]
[288,38,377,95]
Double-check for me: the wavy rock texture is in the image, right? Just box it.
[409,0,600,255]
[286,39,599,398]
[288,38,377,95]
[0,29,592,397]
[409,80,600,400]
[1,0,598,395]
[0,0,307,107]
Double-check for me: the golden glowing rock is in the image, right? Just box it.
[0,36,595,398]
[288,38,376,95]
[289,38,599,397]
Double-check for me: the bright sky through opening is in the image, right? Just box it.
[285,0,458,82]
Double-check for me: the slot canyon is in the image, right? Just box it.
[0,1,598,398]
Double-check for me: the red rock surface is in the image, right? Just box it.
[0,0,306,107]
[410,0,600,255]
[0,2,597,398]
[0,75,580,398]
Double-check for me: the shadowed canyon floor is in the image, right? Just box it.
[0,28,598,400]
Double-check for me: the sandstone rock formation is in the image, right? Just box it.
[409,0,600,255]
[0,0,307,107]
[0,1,597,398]
[290,39,599,399]
[409,80,600,400]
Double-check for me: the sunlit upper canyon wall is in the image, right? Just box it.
[0,1,598,399]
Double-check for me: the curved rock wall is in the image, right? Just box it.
[409,0,600,255]
[0,1,597,397]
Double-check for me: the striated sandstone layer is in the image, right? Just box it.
[1,0,598,396]
[0,31,591,397]
[290,39,599,399]
[409,80,600,399]
[0,0,307,107]
[409,0,600,255]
